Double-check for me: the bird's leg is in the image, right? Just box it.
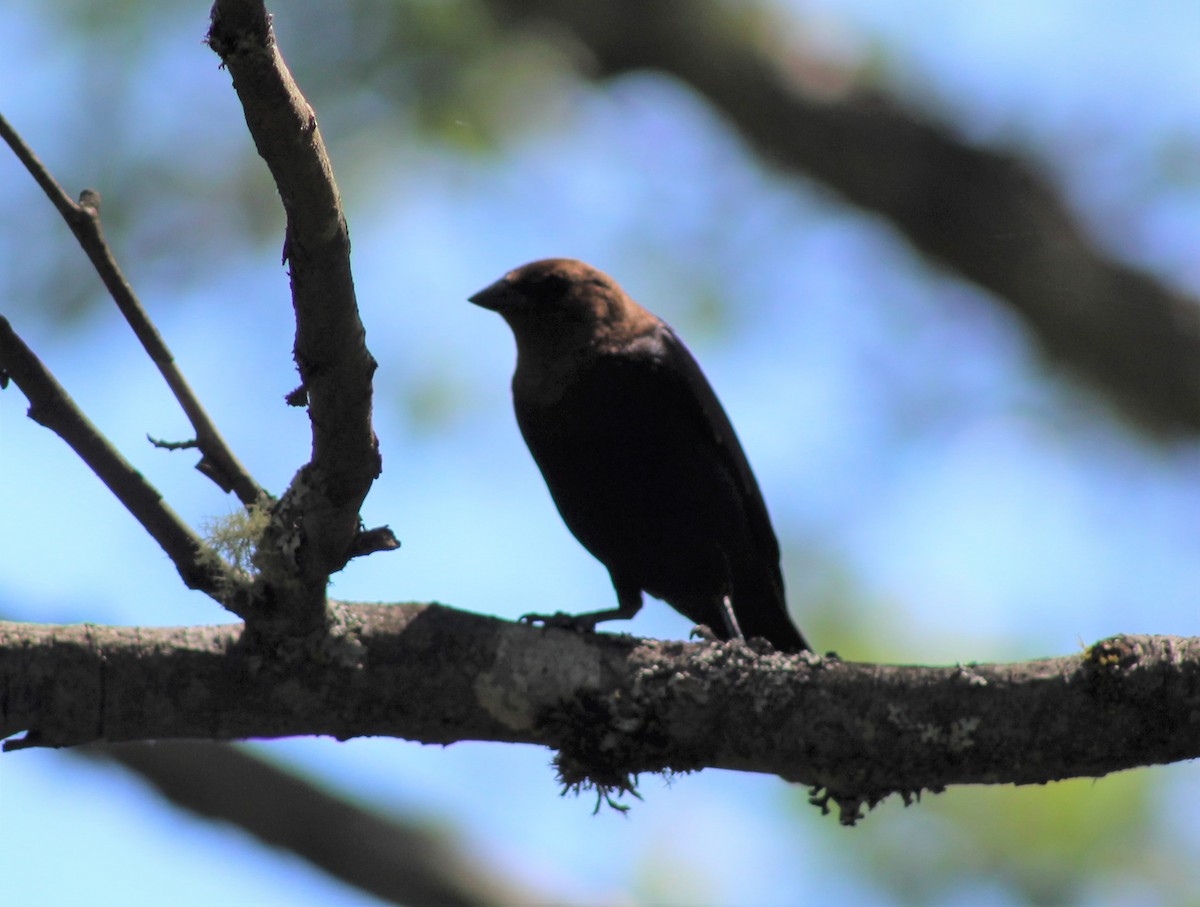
[708,553,744,642]
[520,582,643,633]
[718,594,744,641]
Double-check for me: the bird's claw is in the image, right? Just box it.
[520,611,593,633]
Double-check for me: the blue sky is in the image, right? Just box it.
[4,1,1200,904]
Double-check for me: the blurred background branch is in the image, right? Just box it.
[87,741,545,907]
[485,0,1200,434]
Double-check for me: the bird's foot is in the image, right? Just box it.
[690,624,762,650]
[520,611,597,633]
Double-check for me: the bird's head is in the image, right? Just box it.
[469,259,659,358]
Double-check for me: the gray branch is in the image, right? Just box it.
[207,0,384,630]
[0,317,248,610]
[0,112,266,505]
[4,605,1197,823]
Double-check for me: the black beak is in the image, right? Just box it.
[468,278,515,312]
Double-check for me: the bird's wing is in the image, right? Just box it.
[641,325,784,574]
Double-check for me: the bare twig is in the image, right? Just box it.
[148,435,200,452]
[487,0,1200,434]
[206,0,382,612]
[0,112,267,504]
[89,741,544,907]
[0,317,250,613]
[3,605,1198,824]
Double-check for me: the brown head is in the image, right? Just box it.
[470,259,663,402]
[469,259,660,354]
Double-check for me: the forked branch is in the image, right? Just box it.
[207,0,385,606]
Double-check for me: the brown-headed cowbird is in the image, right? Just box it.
[470,258,809,653]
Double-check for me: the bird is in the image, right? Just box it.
[469,258,809,653]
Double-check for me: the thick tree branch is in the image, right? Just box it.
[207,0,383,620]
[0,112,266,504]
[88,741,542,906]
[487,0,1200,434]
[4,606,1197,823]
[0,317,253,613]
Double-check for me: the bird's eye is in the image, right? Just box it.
[529,273,570,302]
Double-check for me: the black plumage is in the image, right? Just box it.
[470,258,808,653]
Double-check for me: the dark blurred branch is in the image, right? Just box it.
[487,0,1200,434]
[0,113,267,503]
[5,605,1199,824]
[207,0,382,628]
[0,317,251,612]
[88,741,541,907]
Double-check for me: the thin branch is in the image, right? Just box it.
[87,741,544,907]
[147,435,200,451]
[0,112,266,504]
[4,604,1198,824]
[0,317,250,613]
[207,1,382,609]
[486,0,1200,435]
